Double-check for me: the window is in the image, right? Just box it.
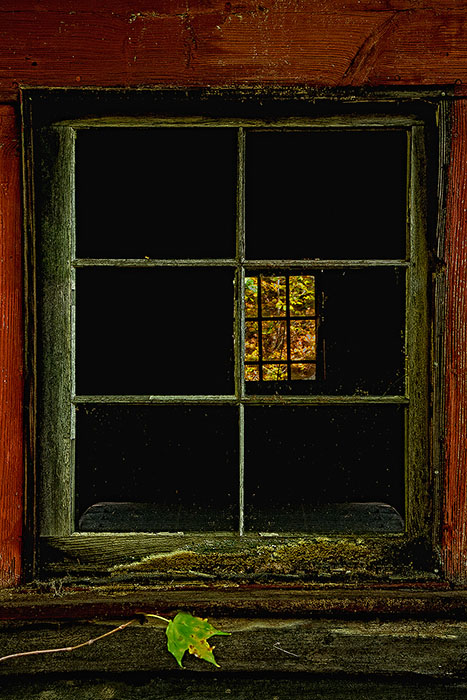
[24,90,433,578]
[244,273,317,382]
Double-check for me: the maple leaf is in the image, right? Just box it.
[165,611,231,668]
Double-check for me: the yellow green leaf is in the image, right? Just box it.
[165,611,231,668]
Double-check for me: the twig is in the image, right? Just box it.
[273,641,300,657]
[136,612,171,624]
[0,618,136,663]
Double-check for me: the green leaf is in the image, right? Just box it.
[165,611,231,668]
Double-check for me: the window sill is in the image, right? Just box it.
[0,585,466,679]
[40,531,437,585]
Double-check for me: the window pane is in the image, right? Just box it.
[245,365,259,381]
[75,267,234,395]
[245,405,405,533]
[75,128,237,259]
[76,405,238,532]
[261,276,286,317]
[247,267,405,395]
[291,363,316,380]
[262,320,287,360]
[263,363,288,381]
[245,274,317,383]
[289,275,315,316]
[319,268,405,394]
[290,320,316,360]
[245,277,258,317]
[245,321,259,361]
[246,130,407,260]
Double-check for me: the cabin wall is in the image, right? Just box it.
[0,0,466,584]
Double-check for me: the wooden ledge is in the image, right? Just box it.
[0,612,467,678]
[0,584,465,621]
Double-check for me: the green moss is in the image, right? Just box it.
[110,536,414,580]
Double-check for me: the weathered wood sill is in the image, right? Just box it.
[0,587,466,678]
[0,583,464,620]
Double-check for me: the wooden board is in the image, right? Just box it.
[1,615,467,677]
[0,585,462,620]
[0,106,23,586]
[0,2,466,89]
[1,676,467,700]
[442,98,467,583]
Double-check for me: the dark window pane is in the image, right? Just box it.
[245,405,405,533]
[247,267,405,396]
[76,405,238,531]
[75,267,234,395]
[76,128,237,259]
[246,130,407,260]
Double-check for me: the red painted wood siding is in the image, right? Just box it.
[0,106,23,586]
[0,0,466,583]
[442,98,467,583]
[0,1,466,90]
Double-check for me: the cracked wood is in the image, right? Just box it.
[0,2,466,87]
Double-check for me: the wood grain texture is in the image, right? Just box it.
[0,106,23,587]
[1,616,467,677]
[0,1,466,88]
[0,0,467,587]
[1,677,466,700]
[0,586,463,622]
[442,98,467,583]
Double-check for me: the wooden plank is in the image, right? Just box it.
[0,3,466,89]
[33,126,75,538]
[0,676,466,700]
[405,124,430,540]
[441,99,467,583]
[0,105,23,586]
[0,586,464,622]
[1,617,467,676]
[40,531,438,582]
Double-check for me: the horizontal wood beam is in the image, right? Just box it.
[0,614,467,677]
[0,586,464,621]
[0,3,466,90]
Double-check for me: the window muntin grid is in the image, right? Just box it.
[245,274,317,382]
[64,123,412,535]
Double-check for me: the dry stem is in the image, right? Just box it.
[0,618,136,663]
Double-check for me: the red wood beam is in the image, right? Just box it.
[0,3,466,89]
[442,98,467,583]
[0,105,23,586]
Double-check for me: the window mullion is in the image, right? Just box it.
[286,274,291,381]
[236,126,246,399]
[237,126,246,535]
[257,277,264,381]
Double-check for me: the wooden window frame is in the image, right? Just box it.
[21,87,442,583]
